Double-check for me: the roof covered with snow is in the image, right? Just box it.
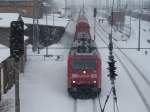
[0,0,42,1]
[0,13,19,28]
[0,44,10,63]
[22,14,70,27]
[0,13,69,28]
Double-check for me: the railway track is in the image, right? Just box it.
[114,54,150,112]
[73,99,98,112]
[96,21,150,88]
[95,22,150,112]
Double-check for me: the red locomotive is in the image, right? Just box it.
[67,12,102,98]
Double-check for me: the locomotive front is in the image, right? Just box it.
[68,55,101,98]
[67,11,101,99]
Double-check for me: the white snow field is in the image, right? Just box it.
[20,20,76,112]
[1,9,150,112]
[86,8,150,112]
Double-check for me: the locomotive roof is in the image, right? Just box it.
[76,32,91,40]
[69,39,99,56]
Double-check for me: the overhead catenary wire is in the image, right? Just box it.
[96,19,150,112]
[86,4,150,112]
[95,28,120,112]
[91,3,119,112]
[96,18,150,88]
[94,10,150,88]
[103,0,120,111]
[99,88,113,112]
[115,54,150,112]
[97,92,103,112]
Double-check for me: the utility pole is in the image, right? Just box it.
[94,18,96,41]
[37,19,40,54]
[32,0,36,52]
[46,5,48,56]
[138,14,141,51]
[129,10,132,37]
[65,0,67,17]
[138,0,143,51]
[70,0,73,18]
[36,1,40,54]
[93,8,97,41]
[32,0,40,53]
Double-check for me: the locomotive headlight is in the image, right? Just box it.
[72,81,76,84]
[83,70,86,74]
[93,80,97,83]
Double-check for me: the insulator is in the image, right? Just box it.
[109,55,115,60]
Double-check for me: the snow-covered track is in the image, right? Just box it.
[96,22,150,88]
[115,54,150,112]
[73,99,77,112]
[96,21,109,35]
[96,25,150,112]
[73,99,98,112]
[117,49,150,88]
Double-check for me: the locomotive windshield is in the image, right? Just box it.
[72,59,96,70]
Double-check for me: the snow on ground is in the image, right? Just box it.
[1,8,150,112]
[93,9,150,80]
[113,16,150,83]
[0,86,15,112]
[87,8,150,112]
[20,17,76,112]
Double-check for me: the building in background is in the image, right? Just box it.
[0,0,44,18]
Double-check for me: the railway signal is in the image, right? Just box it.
[10,20,24,112]
[107,24,119,111]
[93,8,97,41]
[93,8,97,17]
[10,21,24,62]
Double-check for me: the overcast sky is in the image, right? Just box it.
[53,0,150,9]
[53,0,99,7]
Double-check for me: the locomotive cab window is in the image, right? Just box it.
[72,59,96,70]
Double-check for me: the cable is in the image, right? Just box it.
[102,88,113,112]
[115,54,150,112]
[96,20,150,112]
[113,98,116,112]
[115,101,120,112]
[97,88,113,112]
[111,0,115,34]
[97,92,103,112]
